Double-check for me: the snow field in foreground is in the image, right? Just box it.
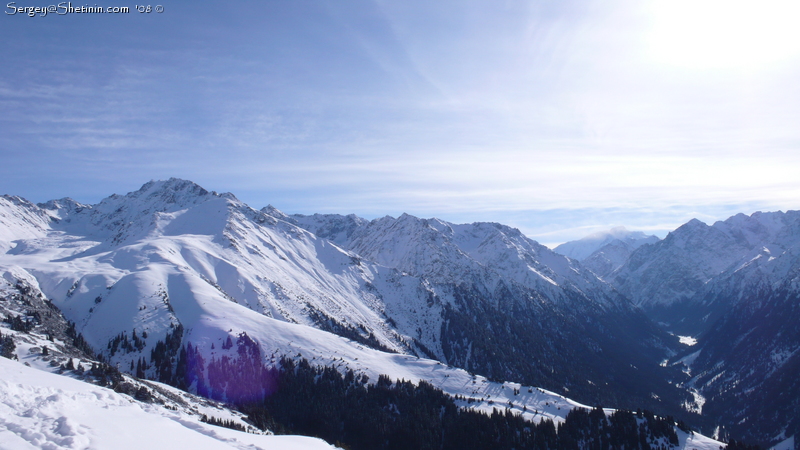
[0,357,337,450]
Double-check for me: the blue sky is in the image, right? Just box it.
[2,0,800,246]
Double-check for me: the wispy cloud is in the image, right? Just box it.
[1,0,799,244]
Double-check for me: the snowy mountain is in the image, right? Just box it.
[2,179,422,356]
[0,239,723,450]
[0,179,689,414]
[553,227,659,279]
[610,212,800,333]
[674,233,800,445]
[580,239,643,279]
[287,212,691,414]
[554,226,659,262]
[0,212,723,450]
[0,178,767,448]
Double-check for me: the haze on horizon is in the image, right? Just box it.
[2,0,799,246]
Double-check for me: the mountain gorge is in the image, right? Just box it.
[0,178,795,449]
[569,212,800,446]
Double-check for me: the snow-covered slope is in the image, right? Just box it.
[0,265,723,450]
[0,356,338,450]
[0,272,335,449]
[289,212,688,415]
[0,195,56,252]
[554,226,659,262]
[611,211,800,331]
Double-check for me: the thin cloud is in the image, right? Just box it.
[1,1,799,245]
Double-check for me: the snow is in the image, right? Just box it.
[294,212,630,310]
[771,436,795,450]
[0,357,337,450]
[683,388,706,415]
[674,350,701,376]
[678,336,697,346]
[0,196,55,253]
[678,428,728,450]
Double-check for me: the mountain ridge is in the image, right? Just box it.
[0,179,689,417]
[3,178,795,447]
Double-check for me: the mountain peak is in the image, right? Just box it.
[32,179,244,245]
[131,178,212,201]
[684,218,707,228]
[38,198,91,220]
[91,178,241,216]
[262,204,294,223]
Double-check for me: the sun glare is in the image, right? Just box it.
[648,0,800,70]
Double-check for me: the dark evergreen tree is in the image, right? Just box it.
[0,332,17,360]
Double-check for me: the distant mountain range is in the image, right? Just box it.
[1,178,797,448]
[554,226,659,278]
